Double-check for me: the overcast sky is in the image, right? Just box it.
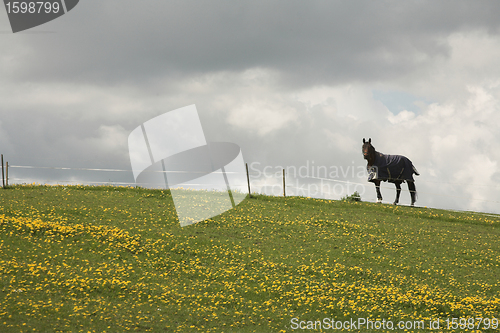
[1,1,500,214]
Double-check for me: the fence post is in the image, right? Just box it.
[5,162,8,188]
[1,154,4,189]
[245,163,251,197]
[283,168,286,197]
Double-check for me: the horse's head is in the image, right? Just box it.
[362,138,375,161]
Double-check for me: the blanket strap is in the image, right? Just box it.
[396,167,405,180]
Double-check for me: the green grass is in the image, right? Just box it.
[0,185,499,332]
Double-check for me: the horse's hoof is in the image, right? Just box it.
[393,202,398,205]
[376,199,382,203]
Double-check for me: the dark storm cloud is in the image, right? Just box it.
[5,0,500,88]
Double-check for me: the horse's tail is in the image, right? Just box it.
[413,165,420,176]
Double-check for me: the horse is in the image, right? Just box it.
[362,138,419,206]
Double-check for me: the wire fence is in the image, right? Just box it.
[2,159,500,212]
[4,164,247,188]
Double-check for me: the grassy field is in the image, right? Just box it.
[0,185,499,332]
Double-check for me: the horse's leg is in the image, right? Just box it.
[394,181,402,205]
[374,180,382,203]
[408,181,416,206]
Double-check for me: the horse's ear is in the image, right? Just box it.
[368,138,371,143]
[363,138,366,143]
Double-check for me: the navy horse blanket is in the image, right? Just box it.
[367,152,418,183]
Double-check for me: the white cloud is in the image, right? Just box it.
[453,154,498,211]
[296,85,391,122]
[227,98,299,136]
[373,81,500,212]
[388,110,416,124]
[323,130,358,153]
